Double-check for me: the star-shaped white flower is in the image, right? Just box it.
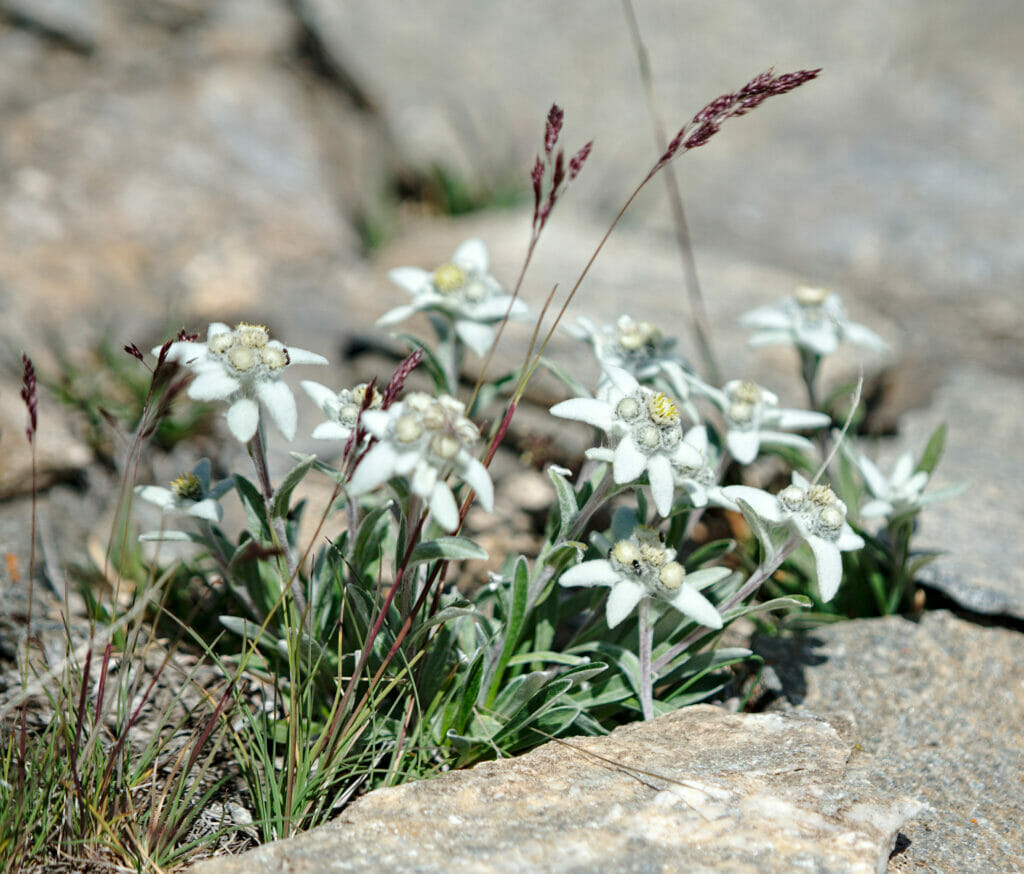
[302,380,382,442]
[723,473,864,601]
[550,367,703,517]
[161,322,327,443]
[379,238,528,356]
[845,446,966,521]
[671,425,729,509]
[739,286,886,357]
[134,459,227,523]
[347,392,493,532]
[560,526,728,629]
[693,378,830,465]
[566,315,699,422]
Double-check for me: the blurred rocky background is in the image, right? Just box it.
[0,1,1021,871]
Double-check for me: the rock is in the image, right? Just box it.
[869,365,1024,621]
[757,611,1024,873]
[0,0,104,51]
[0,380,91,499]
[191,704,918,874]
[295,0,1024,378]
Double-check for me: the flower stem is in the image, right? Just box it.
[247,425,308,621]
[638,597,655,721]
[651,535,800,674]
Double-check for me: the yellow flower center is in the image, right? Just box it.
[647,392,679,426]
[732,381,762,404]
[433,263,466,294]
[260,346,289,371]
[228,346,256,373]
[611,540,642,567]
[395,414,424,444]
[208,333,234,355]
[794,285,828,307]
[235,322,270,348]
[170,472,203,501]
[808,484,837,506]
[659,561,686,591]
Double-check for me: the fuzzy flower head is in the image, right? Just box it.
[347,391,493,532]
[379,239,528,356]
[162,322,327,443]
[671,425,729,509]
[560,525,727,629]
[568,315,698,419]
[551,367,703,517]
[740,286,886,357]
[569,315,679,379]
[845,446,966,522]
[724,472,864,601]
[303,380,382,442]
[700,378,831,465]
[134,459,227,523]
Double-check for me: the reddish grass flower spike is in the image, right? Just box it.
[569,141,592,179]
[382,348,423,409]
[544,104,564,155]
[531,156,545,223]
[20,353,37,443]
[551,149,565,190]
[123,343,145,362]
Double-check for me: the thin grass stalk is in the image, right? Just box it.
[620,0,720,384]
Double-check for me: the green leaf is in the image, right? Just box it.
[683,538,736,571]
[486,556,530,704]
[233,474,271,541]
[219,614,270,646]
[138,530,204,543]
[917,423,947,475]
[537,355,591,397]
[548,466,579,540]
[409,536,488,565]
[721,594,812,622]
[455,653,487,735]
[272,454,317,519]
[733,497,782,562]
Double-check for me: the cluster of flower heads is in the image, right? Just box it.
[161,321,327,443]
[378,238,528,357]
[151,312,496,535]
[724,473,864,601]
[302,380,383,443]
[739,285,886,357]
[552,367,703,517]
[348,392,493,532]
[560,525,729,629]
[552,284,894,608]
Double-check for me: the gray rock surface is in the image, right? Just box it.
[298,0,1024,378]
[900,366,1024,620]
[192,704,919,874]
[757,611,1024,873]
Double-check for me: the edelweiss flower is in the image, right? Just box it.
[567,315,699,421]
[162,322,327,443]
[724,473,864,601]
[739,286,886,357]
[845,446,966,521]
[302,380,382,442]
[379,238,528,356]
[671,425,728,508]
[347,392,493,532]
[696,378,830,465]
[551,367,703,517]
[560,526,728,628]
[135,459,227,523]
